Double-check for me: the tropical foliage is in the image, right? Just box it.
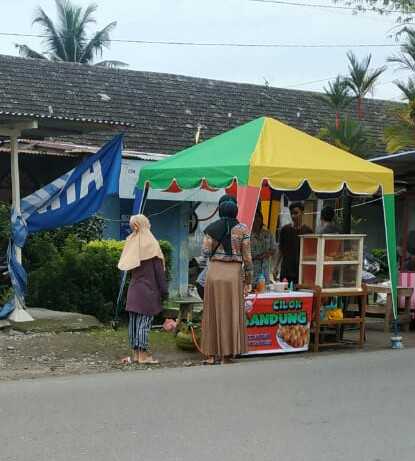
[384,100,415,152]
[336,1,415,27]
[388,27,415,72]
[16,0,127,68]
[394,77,415,101]
[345,52,386,119]
[0,202,10,255]
[383,27,415,152]
[318,76,352,129]
[0,202,173,320]
[318,116,371,157]
[27,237,172,322]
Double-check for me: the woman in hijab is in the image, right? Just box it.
[118,214,168,364]
[200,195,253,364]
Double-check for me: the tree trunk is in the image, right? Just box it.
[357,97,363,120]
[335,112,340,130]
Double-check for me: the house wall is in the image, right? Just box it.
[118,198,191,296]
[188,202,219,260]
[101,196,121,240]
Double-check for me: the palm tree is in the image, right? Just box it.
[383,77,415,153]
[395,77,415,102]
[318,76,352,129]
[384,101,415,153]
[346,52,386,119]
[15,0,126,68]
[388,27,415,72]
[318,116,371,157]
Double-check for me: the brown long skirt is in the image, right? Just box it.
[201,261,248,357]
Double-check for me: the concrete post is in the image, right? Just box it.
[8,133,34,322]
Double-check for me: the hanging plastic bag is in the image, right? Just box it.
[163,318,177,332]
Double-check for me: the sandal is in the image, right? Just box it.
[120,356,132,365]
[201,358,219,365]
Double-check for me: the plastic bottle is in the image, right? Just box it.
[257,273,266,293]
[282,278,288,291]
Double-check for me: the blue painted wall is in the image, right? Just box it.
[144,200,190,296]
[112,198,190,296]
[101,195,120,240]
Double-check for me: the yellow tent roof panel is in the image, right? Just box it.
[249,118,393,195]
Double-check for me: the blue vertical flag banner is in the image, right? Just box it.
[131,186,145,215]
[0,134,123,319]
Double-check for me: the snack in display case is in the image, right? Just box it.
[324,238,360,262]
[322,264,359,289]
[299,234,365,292]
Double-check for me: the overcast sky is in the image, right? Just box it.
[0,0,410,101]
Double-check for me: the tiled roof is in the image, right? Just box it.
[0,54,401,156]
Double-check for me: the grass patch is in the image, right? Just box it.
[89,327,178,352]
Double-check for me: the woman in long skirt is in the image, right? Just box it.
[200,195,253,364]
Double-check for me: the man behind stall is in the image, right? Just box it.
[317,206,340,234]
[251,208,277,286]
[278,202,312,284]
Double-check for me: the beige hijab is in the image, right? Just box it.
[118,214,164,271]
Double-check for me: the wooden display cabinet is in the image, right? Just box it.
[299,234,365,293]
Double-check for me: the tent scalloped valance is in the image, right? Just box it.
[138,117,393,195]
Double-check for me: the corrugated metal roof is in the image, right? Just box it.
[371,151,415,185]
[0,110,132,127]
[0,139,166,161]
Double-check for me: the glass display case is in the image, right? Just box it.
[299,234,365,292]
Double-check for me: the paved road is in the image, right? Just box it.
[2,349,415,461]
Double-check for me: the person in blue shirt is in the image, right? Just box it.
[251,208,277,287]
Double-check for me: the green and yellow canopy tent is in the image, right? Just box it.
[136,116,398,321]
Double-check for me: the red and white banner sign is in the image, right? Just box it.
[244,291,314,354]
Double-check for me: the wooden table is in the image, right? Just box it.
[366,284,413,333]
[299,284,367,352]
[168,296,203,330]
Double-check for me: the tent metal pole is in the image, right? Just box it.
[382,192,402,349]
